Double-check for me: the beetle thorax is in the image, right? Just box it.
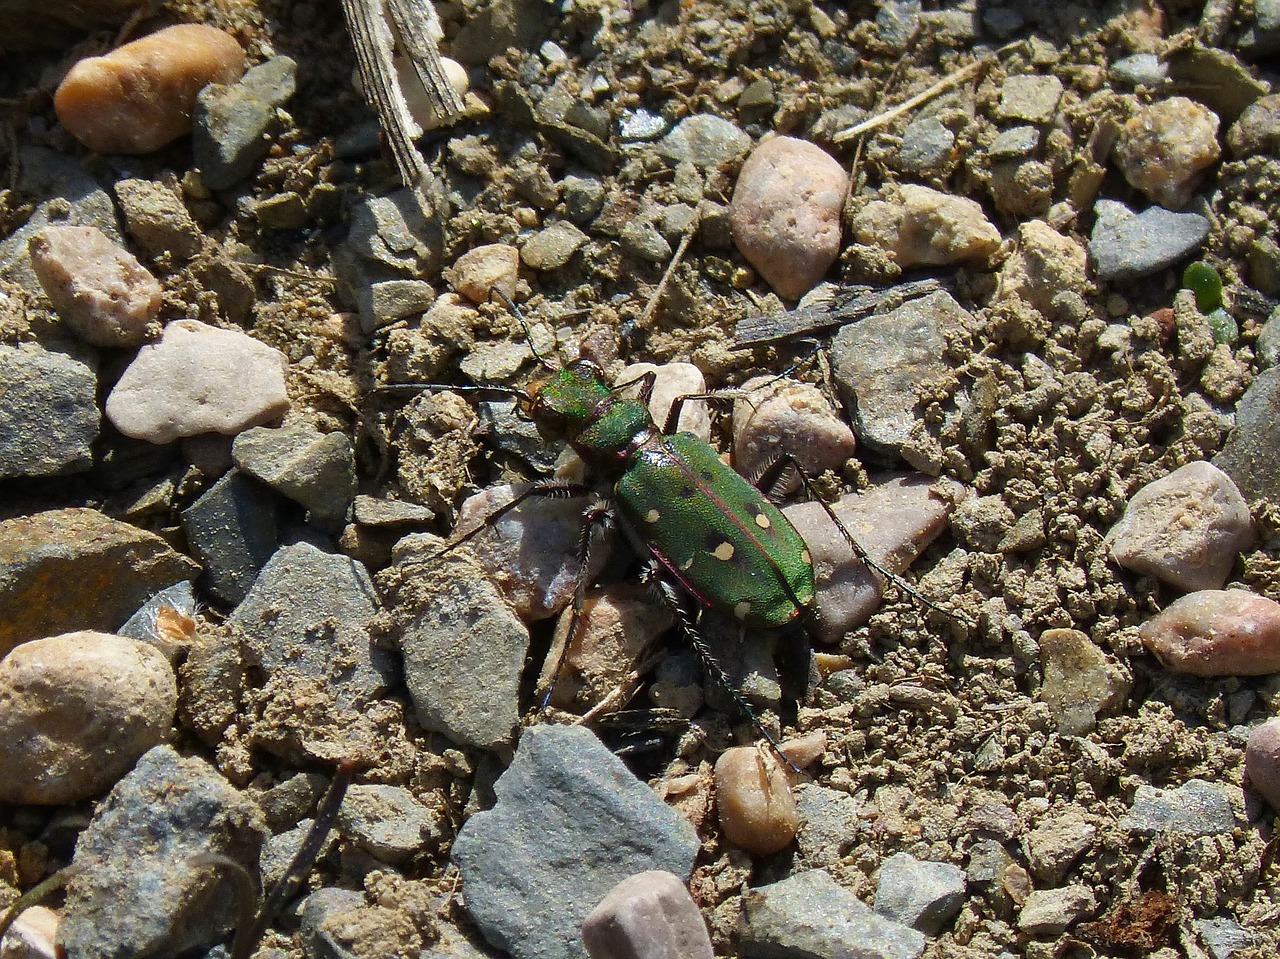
[523,359,657,469]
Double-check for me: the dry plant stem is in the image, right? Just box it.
[385,0,465,121]
[0,864,84,943]
[639,222,697,328]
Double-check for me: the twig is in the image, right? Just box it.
[639,221,697,328]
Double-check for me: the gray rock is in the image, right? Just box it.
[563,176,607,223]
[830,289,975,461]
[336,784,443,865]
[873,852,967,935]
[656,115,751,168]
[521,221,589,271]
[60,745,266,959]
[581,870,713,959]
[1016,885,1096,936]
[359,278,437,328]
[383,537,529,750]
[876,1,920,50]
[795,784,863,868]
[740,869,926,959]
[980,5,1023,39]
[1037,629,1129,734]
[1196,917,1264,959]
[898,116,954,173]
[299,888,366,959]
[352,495,437,527]
[233,421,357,529]
[451,725,700,959]
[1215,367,1280,504]
[621,218,672,263]
[1023,809,1097,884]
[193,56,298,190]
[994,75,1064,124]
[478,401,563,473]
[988,126,1040,160]
[183,469,280,605]
[1088,199,1210,282]
[618,108,668,142]
[1258,307,1280,367]
[1119,779,1238,835]
[1109,53,1168,88]
[0,342,98,478]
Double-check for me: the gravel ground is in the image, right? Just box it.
[2,1,1280,958]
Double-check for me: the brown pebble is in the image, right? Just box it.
[444,244,519,304]
[714,745,798,855]
[55,24,246,154]
[29,224,161,346]
[1140,588,1280,676]
[1246,718,1280,812]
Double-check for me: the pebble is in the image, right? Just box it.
[994,74,1063,124]
[1226,93,1280,158]
[445,244,520,304]
[1037,628,1130,734]
[1215,367,1280,504]
[795,784,863,867]
[0,905,59,959]
[336,784,444,865]
[1016,885,1096,936]
[298,889,366,959]
[1119,778,1237,835]
[477,401,562,473]
[655,114,751,168]
[232,421,357,529]
[618,108,669,142]
[987,125,1040,161]
[1140,589,1280,676]
[451,725,700,959]
[0,631,175,804]
[193,55,298,190]
[581,871,713,959]
[620,218,672,263]
[783,474,953,641]
[1109,53,1168,88]
[521,220,589,270]
[383,536,530,750]
[732,375,856,481]
[0,342,98,479]
[829,289,975,461]
[1088,199,1210,281]
[1106,461,1254,591]
[105,319,290,443]
[1114,97,1222,209]
[182,469,278,604]
[113,177,203,261]
[850,184,1001,270]
[0,507,199,656]
[740,869,926,959]
[118,580,198,660]
[999,220,1090,317]
[60,745,266,959]
[361,279,437,329]
[1245,717,1280,811]
[55,24,247,154]
[1023,808,1097,885]
[1196,917,1265,959]
[898,115,955,173]
[714,745,799,856]
[616,361,711,439]
[29,225,161,346]
[873,852,967,935]
[729,136,847,300]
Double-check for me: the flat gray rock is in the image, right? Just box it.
[183,469,279,605]
[451,725,700,959]
[233,421,357,529]
[0,341,98,478]
[193,56,298,190]
[657,114,751,167]
[1215,367,1280,504]
[873,852,967,935]
[1088,199,1209,281]
[1119,779,1238,835]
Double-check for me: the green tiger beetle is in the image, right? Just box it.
[405,292,961,765]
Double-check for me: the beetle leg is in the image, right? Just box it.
[661,389,757,436]
[431,479,592,560]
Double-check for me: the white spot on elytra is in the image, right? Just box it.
[755,512,771,529]
[644,508,660,523]
[712,541,735,561]
[734,601,751,620]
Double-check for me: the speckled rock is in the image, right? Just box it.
[732,375,856,480]
[999,220,1091,316]
[1245,717,1280,811]
[1106,461,1254,591]
[1024,808,1097,885]
[0,342,98,479]
[873,852,967,935]
[1016,885,1096,935]
[113,176,203,261]
[582,871,714,959]
[714,746,799,856]
[232,421,357,529]
[1140,589,1280,676]
[616,362,711,440]
[55,24,247,154]
[105,319,290,443]
[851,184,1000,269]
[0,631,176,804]
[656,114,751,168]
[193,56,298,190]
[1227,93,1280,157]
[729,136,847,299]
[1114,97,1222,209]
[29,225,161,346]
[336,783,444,865]
[445,244,520,304]
[521,221,589,271]
[1215,367,1280,504]
[1037,628,1130,732]
[1119,779,1237,835]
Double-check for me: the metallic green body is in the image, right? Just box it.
[525,360,817,630]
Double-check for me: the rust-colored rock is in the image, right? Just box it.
[1140,589,1280,676]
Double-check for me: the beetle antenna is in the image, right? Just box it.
[375,382,531,401]
[488,287,556,371]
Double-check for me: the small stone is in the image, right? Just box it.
[233,421,356,528]
[193,56,298,190]
[899,116,955,172]
[254,191,308,229]
[182,469,279,605]
[1196,917,1265,959]
[618,108,669,142]
[1120,779,1237,835]
[730,136,848,300]
[106,319,290,443]
[621,218,672,263]
[1038,629,1130,732]
[784,474,953,640]
[795,784,863,867]
[873,852,967,935]
[0,342,98,479]
[0,631,176,804]
[616,361,711,440]
[60,746,266,959]
[55,24,247,154]
[1215,367,1280,504]
[521,221,589,270]
[117,580,198,659]
[113,177,203,261]
[563,175,607,223]
[1023,809,1097,885]
[451,725,700,959]
[714,746,799,856]
[29,225,161,346]
[1246,717,1280,811]
[999,220,1090,316]
[851,184,1000,269]
[951,494,1014,551]
[656,114,751,168]
[740,869,926,959]
[732,375,856,481]
[361,279,437,329]
[988,125,1040,161]
[1016,885,1096,936]
[445,244,519,304]
[1114,97,1222,209]
[581,871,714,959]
[336,784,443,865]
[1110,54,1168,88]
[1227,94,1280,158]
[1106,461,1254,591]
[1140,589,1280,676]
[0,508,199,657]
[0,904,59,959]
[1088,199,1210,281]
[994,74,1064,124]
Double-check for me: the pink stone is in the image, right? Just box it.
[1140,589,1280,676]
[732,375,856,481]
[730,136,848,300]
[581,870,713,959]
[1246,718,1280,812]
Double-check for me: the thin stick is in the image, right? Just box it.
[640,222,697,328]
